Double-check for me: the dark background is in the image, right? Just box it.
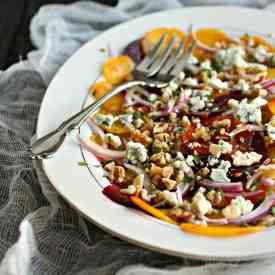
[0,0,118,70]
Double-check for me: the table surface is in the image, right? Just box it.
[0,0,117,70]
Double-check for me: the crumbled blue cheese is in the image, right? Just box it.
[201,59,212,70]
[134,118,144,129]
[105,133,121,149]
[162,190,180,207]
[188,55,199,65]
[125,142,148,164]
[118,114,133,127]
[94,113,114,127]
[208,156,219,166]
[209,140,232,158]
[183,77,198,87]
[208,75,228,90]
[192,187,212,216]
[186,155,195,167]
[254,45,269,63]
[232,150,262,166]
[236,79,250,93]
[188,89,212,112]
[215,46,247,69]
[229,97,267,125]
[222,196,253,219]
[210,160,231,182]
[148,93,158,103]
[266,116,275,141]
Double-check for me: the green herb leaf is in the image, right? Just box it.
[193,155,201,165]
[78,161,88,166]
[272,207,275,216]
[99,48,107,53]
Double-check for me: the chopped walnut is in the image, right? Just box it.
[192,126,210,142]
[152,139,169,152]
[120,185,136,195]
[169,112,177,123]
[154,133,170,142]
[150,163,162,177]
[153,122,169,134]
[150,152,171,166]
[176,171,185,183]
[161,178,177,190]
[105,162,125,183]
[260,215,275,226]
[133,175,144,194]
[181,115,191,128]
[207,190,224,208]
[166,208,194,223]
[161,166,174,178]
[130,129,152,145]
[212,119,231,128]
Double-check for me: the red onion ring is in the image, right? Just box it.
[192,32,218,53]
[200,179,243,192]
[78,135,125,160]
[228,195,275,225]
[246,170,262,189]
[224,190,265,203]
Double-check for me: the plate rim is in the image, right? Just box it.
[37,6,275,261]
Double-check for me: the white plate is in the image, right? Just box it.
[37,7,275,261]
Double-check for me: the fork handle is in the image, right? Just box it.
[31,80,144,159]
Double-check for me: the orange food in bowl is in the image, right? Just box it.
[141,27,185,54]
[193,28,231,60]
[91,81,124,112]
[241,34,275,52]
[103,55,135,85]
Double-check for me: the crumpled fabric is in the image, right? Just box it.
[1,1,275,275]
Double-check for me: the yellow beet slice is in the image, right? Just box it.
[103,55,135,85]
[104,121,129,135]
[131,196,177,225]
[193,28,231,60]
[141,27,185,54]
[268,68,275,79]
[180,223,265,237]
[268,98,275,115]
[241,34,275,52]
[195,28,231,48]
[91,81,124,112]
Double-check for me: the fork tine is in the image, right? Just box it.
[158,40,185,75]
[136,33,167,72]
[170,40,195,77]
[146,35,178,77]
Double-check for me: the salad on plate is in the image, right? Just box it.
[79,27,275,237]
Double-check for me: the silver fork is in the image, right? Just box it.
[31,32,195,159]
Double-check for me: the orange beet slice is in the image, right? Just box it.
[103,55,135,85]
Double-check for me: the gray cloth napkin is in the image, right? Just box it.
[1,1,275,274]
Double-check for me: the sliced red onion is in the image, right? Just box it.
[176,187,183,205]
[176,182,191,205]
[174,93,188,113]
[123,163,152,191]
[87,118,106,147]
[200,179,243,192]
[261,80,275,89]
[78,135,125,160]
[160,99,175,116]
[260,178,275,189]
[192,32,218,53]
[125,92,152,107]
[103,184,132,206]
[228,195,275,225]
[246,170,262,189]
[224,190,265,203]
[229,124,263,137]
